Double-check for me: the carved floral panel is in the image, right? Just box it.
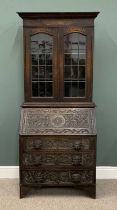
[20,108,96,135]
[22,152,94,167]
[23,137,95,151]
[21,170,94,185]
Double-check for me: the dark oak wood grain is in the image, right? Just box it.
[18,12,99,198]
[18,12,99,19]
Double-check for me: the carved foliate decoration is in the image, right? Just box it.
[25,138,75,150]
[20,108,96,135]
[22,152,94,167]
[50,115,65,128]
[64,27,86,35]
[24,137,95,151]
[27,139,67,150]
[22,170,94,185]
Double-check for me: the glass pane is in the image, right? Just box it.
[39,54,45,65]
[32,66,38,81]
[46,82,53,97]
[64,82,71,97]
[78,82,85,97]
[45,41,52,53]
[31,33,53,54]
[72,82,78,97]
[32,82,38,97]
[71,33,79,50]
[32,54,38,65]
[79,66,85,79]
[71,66,78,80]
[64,32,86,98]
[39,66,45,80]
[31,33,53,97]
[71,54,78,65]
[64,66,71,80]
[78,34,86,50]
[46,54,52,65]
[46,66,52,80]
[64,54,71,65]
[79,53,86,65]
[64,37,71,50]
[39,82,45,97]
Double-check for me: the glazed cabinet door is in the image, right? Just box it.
[58,27,93,102]
[24,28,58,102]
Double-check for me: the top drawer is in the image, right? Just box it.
[21,136,96,152]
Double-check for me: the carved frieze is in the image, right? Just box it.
[20,108,96,135]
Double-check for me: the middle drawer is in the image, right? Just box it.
[22,136,95,152]
[21,151,95,167]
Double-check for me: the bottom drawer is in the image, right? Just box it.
[21,169,95,186]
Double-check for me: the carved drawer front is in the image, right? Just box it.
[22,152,95,167]
[23,136,95,152]
[21,170,95,185]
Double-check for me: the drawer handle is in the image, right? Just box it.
[24,154,42,165]
[71,173,81,183]
[28,155,42,165]
[72,156,82,165]
[73,142,81,150]
[33,140,42,149]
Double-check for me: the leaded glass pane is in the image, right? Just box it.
[64,33,86,97]
[32,66,38,81]
[46,82,53,97]
[64,66,71,80]
[31,33,53,97]
[64,82,71,97]
[32,82,38,97]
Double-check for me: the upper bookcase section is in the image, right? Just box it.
[17,12,99,107]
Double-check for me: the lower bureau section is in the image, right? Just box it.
[21,169,95,185]
[20,169,96,198]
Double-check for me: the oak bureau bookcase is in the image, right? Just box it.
[18,12,99,198]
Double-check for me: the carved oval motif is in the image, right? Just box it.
[50,115,65,128]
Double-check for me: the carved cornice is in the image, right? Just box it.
[17,12,99,19]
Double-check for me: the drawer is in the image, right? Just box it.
[21,136,96,152]
[21,152,95,167]
[21,169,95,185]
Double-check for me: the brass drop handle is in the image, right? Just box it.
[24,154,42,165]
[73,142,81,150]
[32,155,42,165]
[35,172,45,183]
[71,173,81,183]
[33,140,42,149]
[72,155,81,165]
